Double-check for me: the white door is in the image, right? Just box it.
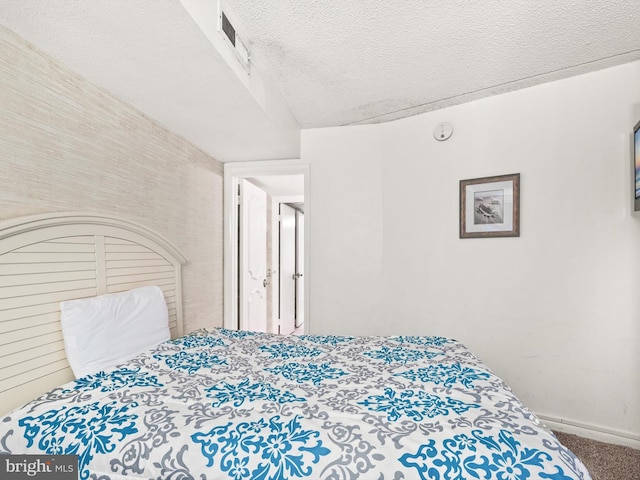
[295,210,304,329]
[279,204,296,335]
[239,179,267,332]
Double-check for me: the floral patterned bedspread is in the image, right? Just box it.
[0,328,591,479]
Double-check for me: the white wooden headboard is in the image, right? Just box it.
[0,212,187,413]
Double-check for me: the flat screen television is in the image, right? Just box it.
[635,120,640,211]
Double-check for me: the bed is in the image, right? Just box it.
[0,213,591,480]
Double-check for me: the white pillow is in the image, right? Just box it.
[60,285,170,378]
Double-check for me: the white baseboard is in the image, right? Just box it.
[537,413,640,450]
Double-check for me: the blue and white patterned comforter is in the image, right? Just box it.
[0,328,591,479]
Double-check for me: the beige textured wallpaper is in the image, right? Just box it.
[0,26,224,332]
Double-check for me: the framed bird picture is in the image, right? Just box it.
[460,173,520,238]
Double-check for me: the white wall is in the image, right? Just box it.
[303,61,640,443]
[0,26,224,333]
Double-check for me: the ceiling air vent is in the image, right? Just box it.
[221,12,236,46]
[219,10,251,72]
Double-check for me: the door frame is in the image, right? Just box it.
[223,160,310,332]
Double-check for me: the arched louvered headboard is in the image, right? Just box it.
[0,212,187,413]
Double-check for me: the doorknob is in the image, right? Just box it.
[292,273,303,280]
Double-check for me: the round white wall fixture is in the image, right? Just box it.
[433,122,453,141]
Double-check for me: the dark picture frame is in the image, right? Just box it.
[634,120,640,211]
[460,173,520,238]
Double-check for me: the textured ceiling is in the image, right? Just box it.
[228,0,640,127]
[2,1,640,162]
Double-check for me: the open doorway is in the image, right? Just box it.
[223,160,309,335]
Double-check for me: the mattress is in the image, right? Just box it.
[0,328,591,479]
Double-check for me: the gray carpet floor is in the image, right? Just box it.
[554,431,640,480]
